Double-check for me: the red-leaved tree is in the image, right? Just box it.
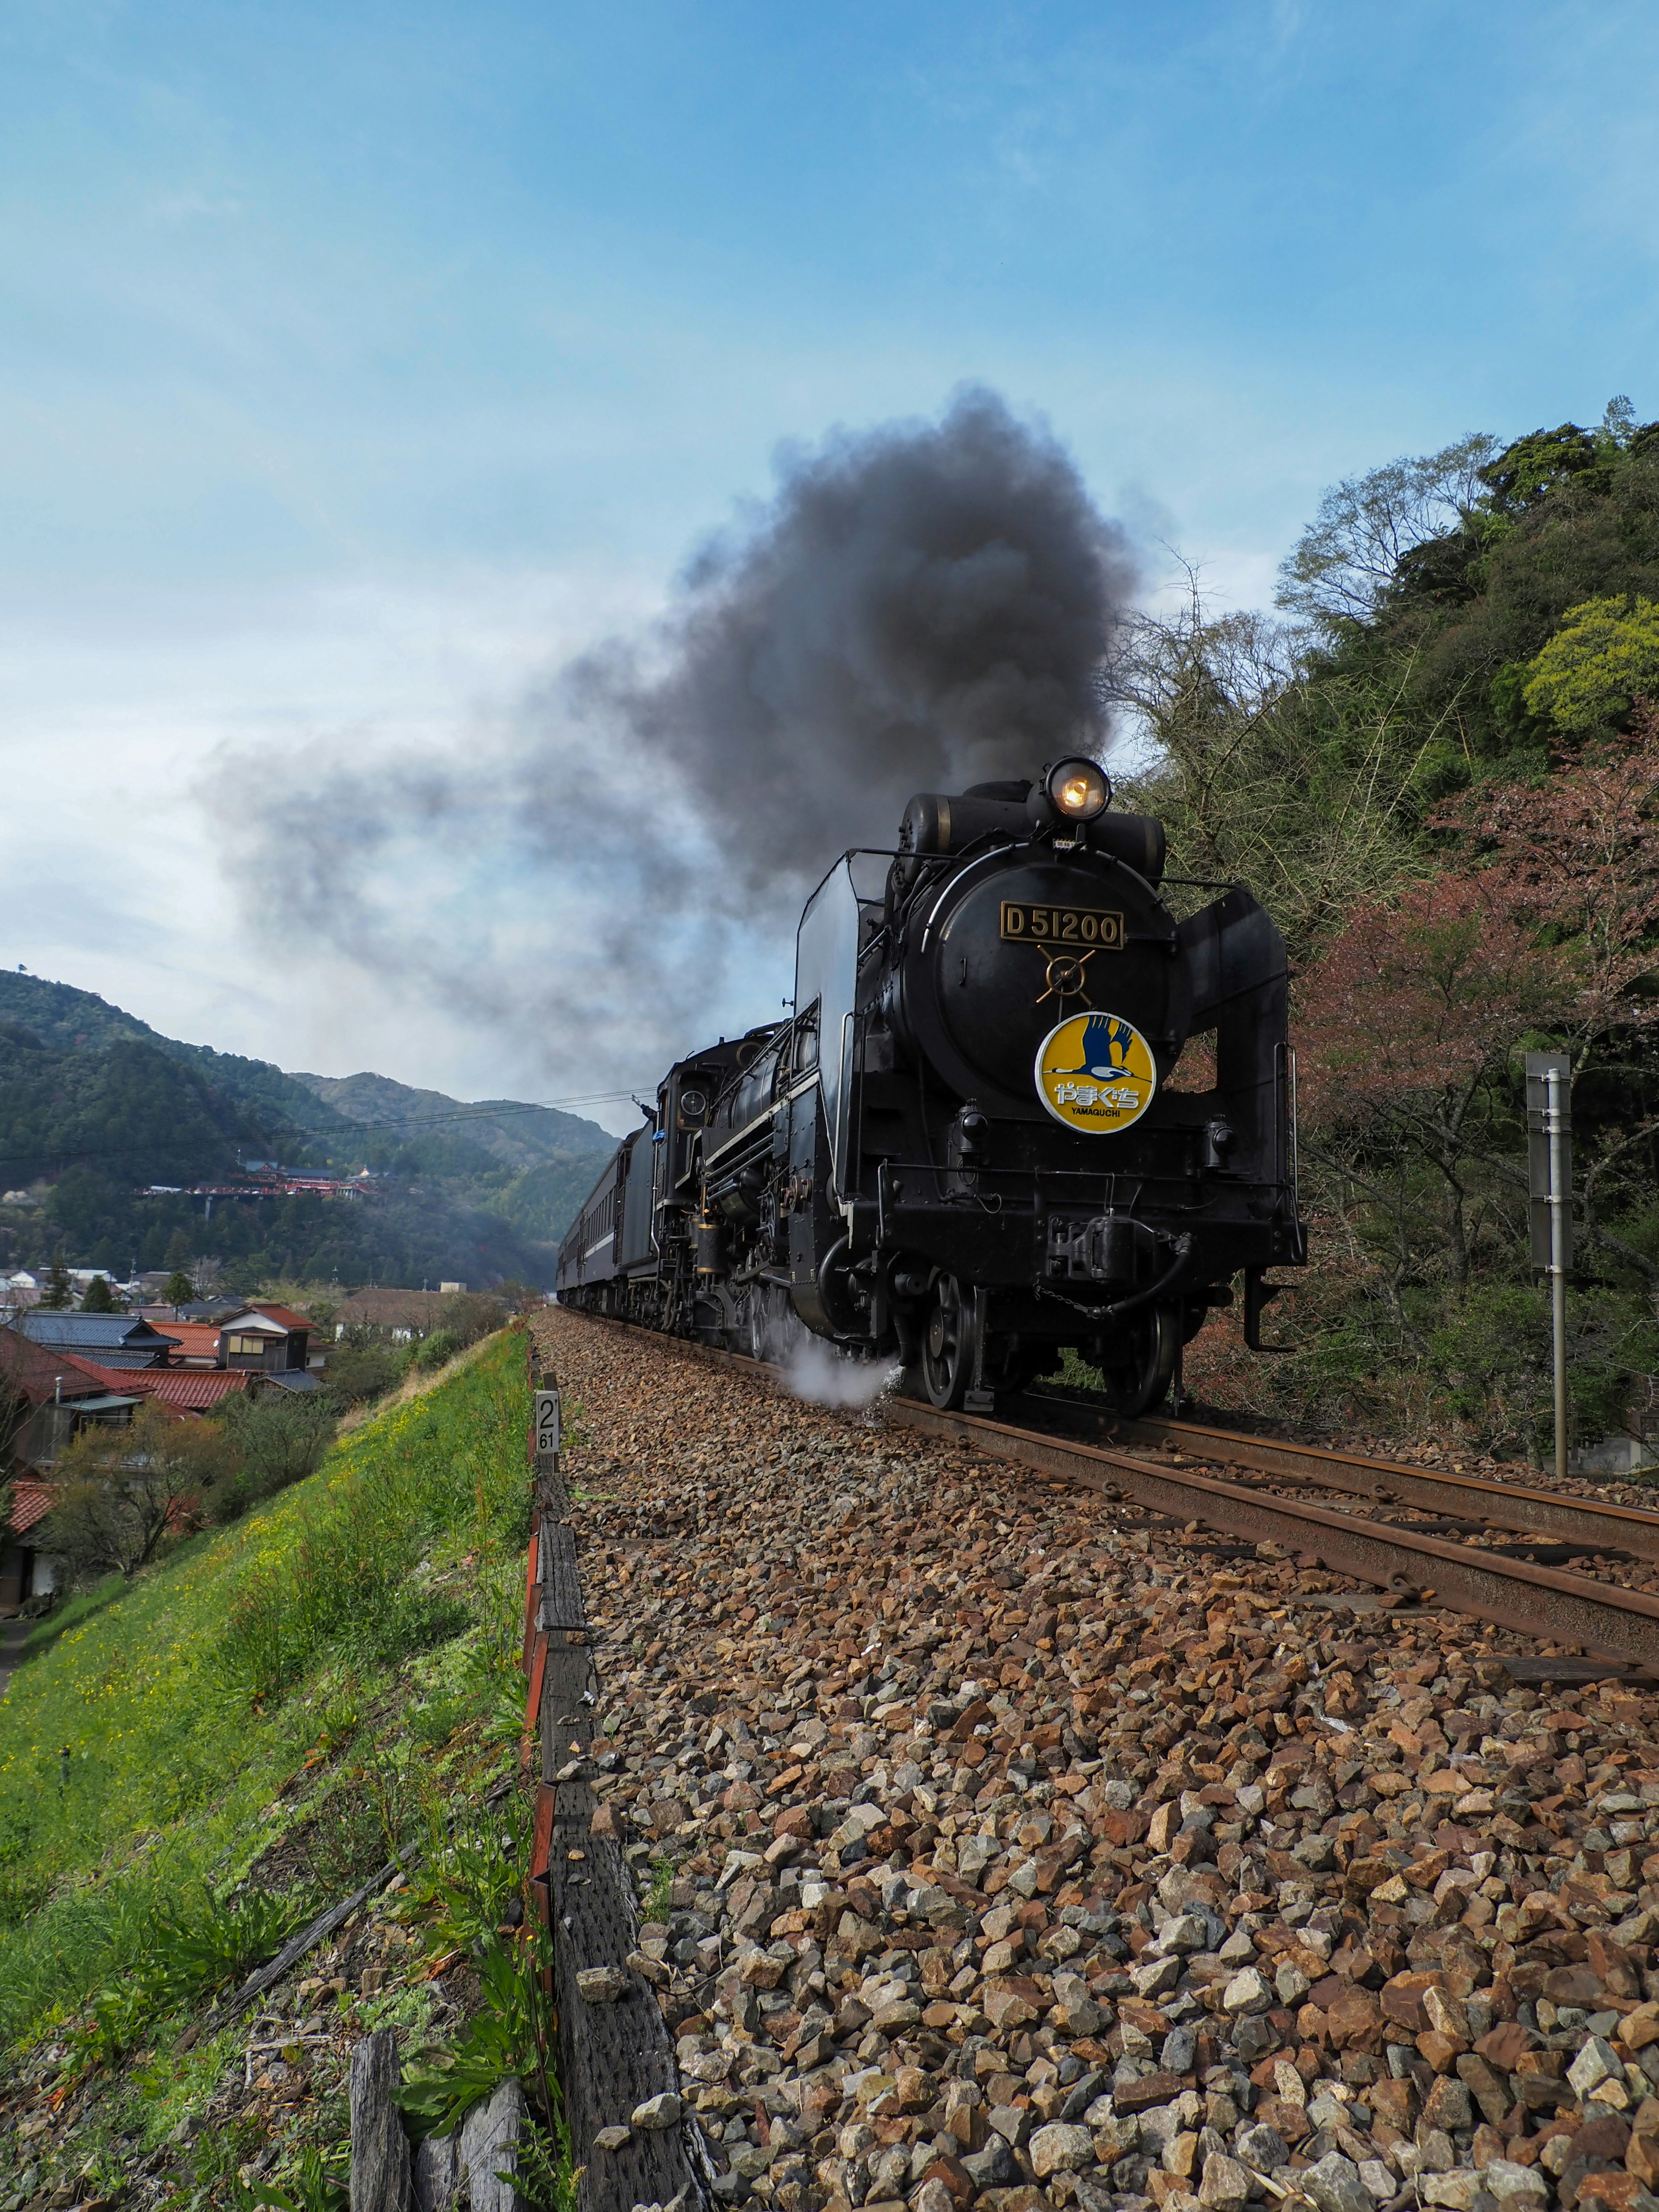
[1433,709,1659,1050]
[1296,873,1567,1289]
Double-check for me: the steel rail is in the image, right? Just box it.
[569,1312,1659,1664]
[1020,1392,1659,1563]
[887,1398,1659,1666]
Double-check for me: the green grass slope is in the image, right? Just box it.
[0,1332,548,2204]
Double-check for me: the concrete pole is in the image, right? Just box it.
[1547,1064,1570,1481]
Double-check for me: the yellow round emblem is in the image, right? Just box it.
[1034,1011,1158,1134]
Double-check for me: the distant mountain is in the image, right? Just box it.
[0,972,617,1290]
[288,1070,622,1251]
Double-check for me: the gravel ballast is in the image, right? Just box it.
[535,1309,1659,2212]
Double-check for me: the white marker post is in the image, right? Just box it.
[1526,1052,1573,1480]
[534,1386,561,1469]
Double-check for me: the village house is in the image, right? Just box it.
[13,1310,183,1367]
[0,1320,266,1614]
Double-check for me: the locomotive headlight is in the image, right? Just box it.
[1046,757,1111,820]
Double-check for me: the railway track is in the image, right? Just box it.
[580,1309,1659,1670]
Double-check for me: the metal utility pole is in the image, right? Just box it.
[1526,1051,1573,1479]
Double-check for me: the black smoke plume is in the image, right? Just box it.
[568,384,1136,886]
[211,387,1138,1090]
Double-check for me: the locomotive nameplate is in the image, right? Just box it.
[1034,1011,1158,1135]
[1000,900,1124,948]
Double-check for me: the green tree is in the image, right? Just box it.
[162,1268,196,1306]
[40,1403,235,1581]
[38,1258,72,1310]
[1522,597,1659,734]
[79,1274,117,1313]
[208,1390,334,1520]
[1275,433,1497,634]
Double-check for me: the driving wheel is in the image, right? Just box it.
[922,1274,980,1409]
[1104,1303,1180,1417]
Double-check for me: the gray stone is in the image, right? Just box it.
[1235,2124,1287,2173]
[594,2126,634,2152]
[1030,2123,1098,2178]
[576,1964,631,2004]
[1275,1962,1311,2007]
[1221,1969,1272,2017]
[1301,2152,1374,2212]
[1568,2036,1624,2099]
[1161,2029,1198,2076]
[1482,2164,1548,2206]
[1060,2072,1109,2123]
[1197,2154,1251,2211]
[963,2137,1023,2190]
[1420,2175,1484,2212]
[1357,2163,1396,2203]
[989,2105,1033,2148]
[632,2092,683,2131]
[1156,1915,1211,1957]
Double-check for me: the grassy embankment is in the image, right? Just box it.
[0,1329,549,2205]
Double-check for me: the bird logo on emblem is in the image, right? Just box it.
[1055,1015,1138,1077]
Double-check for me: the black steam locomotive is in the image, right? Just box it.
[556,760,1304,1413]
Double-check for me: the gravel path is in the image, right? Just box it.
[0,1617,31,1703]
[536,1309,1659,2212]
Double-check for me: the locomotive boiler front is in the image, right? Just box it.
[836,762,1304,1412]
[885,834,1190,1122]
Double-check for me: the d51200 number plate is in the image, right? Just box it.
[999,900,1124,948]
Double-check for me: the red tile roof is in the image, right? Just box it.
[133,1369,251,1411]
[0,1326,111,1407]
[65,1360,223,1415]
[244,1304,311,1333]
[7,1481,56,1537]
[162,1322,225,1365]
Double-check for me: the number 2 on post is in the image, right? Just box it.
[534,1389,561,1456]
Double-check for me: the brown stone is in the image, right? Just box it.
[1544,1964,1606,2009]
[1576,2177,1650,2212]
[1100,1806,1149,1847]
[1253,2098,1311,2145]
[1588,1930,1643,2001]
[1418,2030,1469,2073]
[1422,2076,1474,2134]
[1115,2072,1189,2115]
[1478,2021,1538,2072]
[1574,2117,1633,2163]
[1628,2132,1659,2190]
[1382,1971,1441,2033]
[922,2155,976,2208]
[1326,1984,1384,2052]
[1456,2054,1514,2127]
[1369,2079,1418,2132]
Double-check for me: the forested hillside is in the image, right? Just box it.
[1116,399,1659,1456]
[0,975,616,1290]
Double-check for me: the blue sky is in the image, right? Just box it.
[4,0,1657,1122]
